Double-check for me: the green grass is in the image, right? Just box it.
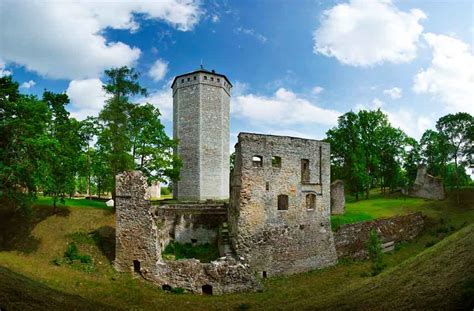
[35,196,109,209]
[162,241,220,263]
[0,189,473,310]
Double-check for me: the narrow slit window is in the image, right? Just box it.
[133,260,141,273]
[306,193,316,210]
[272,156,281,168]
[252,156,263,167]
[301,159,310,183]
[278,194,289,210]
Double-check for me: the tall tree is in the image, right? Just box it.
[403,137,422,186]
[98,67,147,202]
[436,112,474,202]
[419,129,450,178]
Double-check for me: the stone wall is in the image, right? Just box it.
[334,212,425,260]
[330,180,345,214]
[114,171,259,294]
[404,166,445,200]
[229,133,337,277]
[172,70,231,201]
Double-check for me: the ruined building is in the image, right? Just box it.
[114,68,337,294]
[403,165,445,200]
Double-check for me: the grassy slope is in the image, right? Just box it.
[0,190,472,310]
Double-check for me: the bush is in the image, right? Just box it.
[64,242,92,264]
[365,229,386,276]
[161,187,171,196]
[162,241,219,263]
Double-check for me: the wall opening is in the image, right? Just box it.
[162,284,172,291]
[306,193,316,210]
[133,260,140,273]
[262,271,267,278]
[202,284,213,295]
[301,159,310,183]
[266,182,270,191]
[278,194,289,210]
[252,156,263,167]
[271,156,281,168]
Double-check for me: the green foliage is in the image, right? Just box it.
[64,242,92,264]
[160,187,171,196]
[366,229,386,276]
[162,241,219,263]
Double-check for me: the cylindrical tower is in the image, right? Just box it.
[172,67,232,201]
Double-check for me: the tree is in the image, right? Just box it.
[420,129,450,178]
[0,77,51,212]
[436,113,474,201]
[42,91,84,212]
[403,137,422,186]
[128,103,181,184]
[98,67,147,202]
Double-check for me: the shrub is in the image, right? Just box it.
[64,242,92,264]
[365,229,386,276]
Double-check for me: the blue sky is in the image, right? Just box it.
[1,0,473,149]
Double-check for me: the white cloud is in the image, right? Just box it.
[232,88,340,126]
[20,80,36,89]
[383,87,402,99]
[312,86,324,94]
[313,0,426,66]
[235,27,267,43]
[0,60,12,77]
[385,109,433,139]
[149,59,169,81]
[0,0,202,79]
[371,98,385,108]
[413,33,474,114]
[66,79,108,120]
[140,88,173,121]
[211,15,220,23]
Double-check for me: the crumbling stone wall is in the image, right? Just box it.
[334,212,425,259]
[114,171,259,294]
[404,165,445,200]
[229,133,337,277]
[330,180,345,214]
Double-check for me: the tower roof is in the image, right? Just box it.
[171,67,232,88]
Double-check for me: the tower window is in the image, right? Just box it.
[252,156,263,167]
[211,77,214,81]
[272,156,281,168]
[133,260,141,273]
[187,77,190,81]
[204,76,207,80]
[301,159,310,183]
[217,78,220,82]
[266,182,270,191]
[278,194,289,210]
[181,78,184,83]
[194,76,197,80]
[306,193,316,210]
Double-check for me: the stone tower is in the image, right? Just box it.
[172,67,232,200]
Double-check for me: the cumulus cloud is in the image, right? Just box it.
[383,87,402,99]
[0,61,12,77]
[385,109,433,139]
[313,0,426,66]
[139,88,173,121]
[66,79,108,120]
[232,88,340,126]
[149,59,169,81]
[20,80,36,89]
[0,0,202,80]
[413,33,474,114]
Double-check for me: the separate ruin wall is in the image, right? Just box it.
[114,171,260,294]
[229,133,337,277]
[404,166,445,200]
[330,180,345,215]
[334,212,425,260]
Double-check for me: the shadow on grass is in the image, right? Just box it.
[91,226,116,263]
[0,205,70,253]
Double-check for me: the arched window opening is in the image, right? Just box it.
[306,193,316,210]
[252,155,263,167]
[202,284,213,295]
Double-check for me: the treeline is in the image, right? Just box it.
[1,67,180,212]
[326,110,473,200]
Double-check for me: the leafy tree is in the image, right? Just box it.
[42,91,84,212]
[98,67,147,202]
[128,103,181,184]
[0,77,51,212]
[436,113,474,199]
[403,137,422,186]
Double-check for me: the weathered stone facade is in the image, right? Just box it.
[229,133,337,277]
[330,180,345,214]
[334,212,425,260]
[114,171,260,294]
[172,69,231,201]
[403,165,445,200]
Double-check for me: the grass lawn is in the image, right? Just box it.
[0,189,473,310]
[35,196,108,209]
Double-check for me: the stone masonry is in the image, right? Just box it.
[229,133,338,277]
[330,180,345,214]
[114,171,260,294]
[172,68,231,201]
[404,165,445,200]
